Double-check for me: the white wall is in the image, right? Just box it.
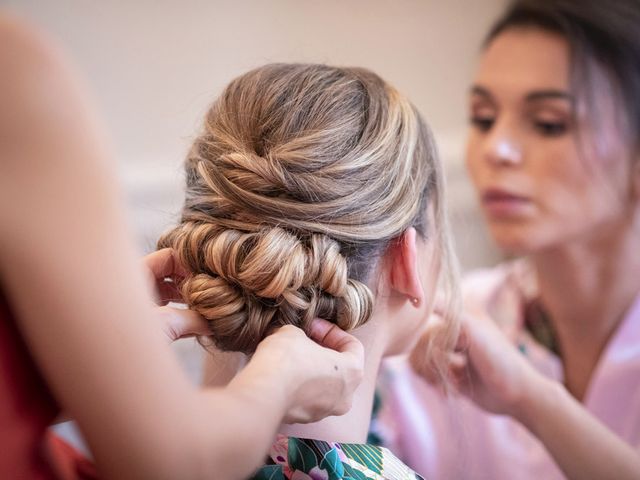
[6,0,505,269]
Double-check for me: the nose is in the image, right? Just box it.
[483,121,523,166]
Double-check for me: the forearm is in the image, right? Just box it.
[515,375,640,480]
[197,359,289,480]
[89,367,287,480]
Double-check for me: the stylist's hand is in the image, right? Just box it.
[251,319,365,424]
[143,248,211,342]
[410,306,545,418]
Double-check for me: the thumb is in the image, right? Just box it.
[158,305,211,342]
[308,318,364,359]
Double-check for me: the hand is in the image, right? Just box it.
[251,319,365,424]
[142,248,210,342]
[410,306,545,418]
[142,248,187,305]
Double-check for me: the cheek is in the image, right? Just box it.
[520,152,629,252]
[537,156,584,210]
[524,135,581,211]
[536,139,628,220]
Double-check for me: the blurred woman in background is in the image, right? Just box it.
[380,1,640,479]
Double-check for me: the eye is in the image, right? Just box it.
[534,120,567,137]
[470,116,495,132]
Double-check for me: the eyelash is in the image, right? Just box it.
[533,120,567,136]
[469,115,568,137]
[470,116,494,132]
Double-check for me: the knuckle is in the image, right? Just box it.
[279,324,301,336]
[332,398,352,416]
[351,365,365,385]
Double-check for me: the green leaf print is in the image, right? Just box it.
[318,447,344,479]
[341,462,369,480]
[288,437,319,473]
[250,465,285,480]
[341,443,383,474]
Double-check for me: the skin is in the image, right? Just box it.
[0,14,365,480]
[466,31,632,261]
[413,27,640,480]
[465,26,640,403]
[205,225,441,445]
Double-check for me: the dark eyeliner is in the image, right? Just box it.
[470,116,495,131]
[534,120,567,136]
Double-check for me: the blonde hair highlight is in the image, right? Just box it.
[159,63,460,358]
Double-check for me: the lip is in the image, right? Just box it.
[481,188,532,217]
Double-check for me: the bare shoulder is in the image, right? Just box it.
[0,12,75,129]
[0,11,105,223]
[0,11,65,65]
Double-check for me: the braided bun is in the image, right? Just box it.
[160,222,373,353]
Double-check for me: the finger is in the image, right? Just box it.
[309,318,364,358]
[462,309,506,348]
[410,312,448,357]
[409,333,441,384]
[449,351,467,370]
[454,321,470,352]
[411,360,440,384]
[431,306,446,320]
[156,279,183,306]
[144,248,188,280]
[431,292,448,317]
[409,316,469,387]
[159,306,210,341]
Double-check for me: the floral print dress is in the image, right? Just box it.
[250,435,425,480]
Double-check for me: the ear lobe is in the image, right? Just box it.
[388,227,424,306]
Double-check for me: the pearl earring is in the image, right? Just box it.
[411,298,419,305]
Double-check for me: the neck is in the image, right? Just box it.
[530,215,640,397]
[278,320,385,444]
[202,318,388,445]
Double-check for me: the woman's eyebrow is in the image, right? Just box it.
[470,85,493,99]
[525,89,575,104]
[470,85,575,105]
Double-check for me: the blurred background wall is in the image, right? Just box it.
[6,0,505,270]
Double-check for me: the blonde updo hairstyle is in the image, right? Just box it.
[159,63,460,357]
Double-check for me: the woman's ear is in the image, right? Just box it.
[388,227,424,306]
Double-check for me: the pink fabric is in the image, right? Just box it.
[378,261,640,480]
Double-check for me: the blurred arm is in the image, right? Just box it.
[411,309,640,480]
[0,14,355,480]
